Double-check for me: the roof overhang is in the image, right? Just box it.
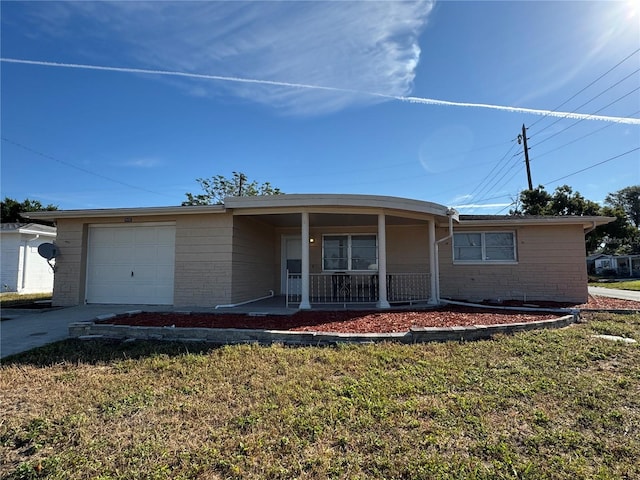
[225,194,454,218]
[24,204,226,221]
[23,194,456,224]
[443,216,616,231]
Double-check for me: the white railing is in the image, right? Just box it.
[286,271,431,307]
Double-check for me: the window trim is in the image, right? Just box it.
[452,231,517,264]
[322,233,378,272]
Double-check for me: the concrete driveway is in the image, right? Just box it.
[0,304,169,360]
[588,286,640,302]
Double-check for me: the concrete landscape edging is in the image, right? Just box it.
[69,311,579,346]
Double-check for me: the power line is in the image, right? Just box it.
[530,86,640,149]
[472,158,523,205]
[1,137,173,198]
[528,47,640,130]
[471,150,522,200]
[543,147,640,186]
[530,67,640,139]
[533,109,640,160]
[467,139,519,199]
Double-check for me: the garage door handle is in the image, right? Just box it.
[131,271,134,277]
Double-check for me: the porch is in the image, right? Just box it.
[285,272,431,308]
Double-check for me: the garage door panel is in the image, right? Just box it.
[92,246,133,264]
[87,225,175,305]
[91,264,131,280]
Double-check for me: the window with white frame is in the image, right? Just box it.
[323,234,377,271]
[453,232,516,262]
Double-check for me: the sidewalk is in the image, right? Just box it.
[588,286,640,302]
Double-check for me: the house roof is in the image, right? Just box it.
[0,223,57,236]
[452,214,615,230]
[24,194,455,223]
[23,194,615,231]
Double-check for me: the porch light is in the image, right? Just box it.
[309,237,315,244]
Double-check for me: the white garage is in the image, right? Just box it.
[86,223,175,305]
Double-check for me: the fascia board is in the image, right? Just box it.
[224,194,452,218]
[437,216,617,228]
[23,204,227,220]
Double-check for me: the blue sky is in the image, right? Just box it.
[1,0,639,213]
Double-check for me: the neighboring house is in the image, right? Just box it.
[592,254,640,277]
[0,223,56,294]
[26,194,613,308]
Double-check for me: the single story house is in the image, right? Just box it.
[0,222,57,294]
[590,254,640,277]
[26,194,613,308]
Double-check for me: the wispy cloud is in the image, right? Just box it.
[15,1,433,115]
[454,203,512,210]
[4,57,640,125]
[119,157,162,168]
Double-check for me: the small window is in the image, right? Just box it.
[323,234,377,271]
[453,232,516,263]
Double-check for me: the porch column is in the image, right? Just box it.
[377,213,390,308]
[428,219,438,304]
[300,212,311,309]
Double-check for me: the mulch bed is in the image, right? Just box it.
[97,295,639,334]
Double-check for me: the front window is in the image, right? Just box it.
[453,232,516,263]
[323,234,377,271]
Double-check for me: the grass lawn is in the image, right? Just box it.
[1,313,639,480]
[0,292,52,307]
[588,280,640,291]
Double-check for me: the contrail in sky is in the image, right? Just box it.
[3,57,639,125]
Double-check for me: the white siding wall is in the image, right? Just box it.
[1,235,20,292]
[1,233,54,294]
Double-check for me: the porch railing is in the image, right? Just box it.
[286,271,431,307]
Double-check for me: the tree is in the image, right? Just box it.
[605,185,640,228]
[511,184,600,216]
[182,172,283,206]
[511,185,639,254]
[1,197,57,223]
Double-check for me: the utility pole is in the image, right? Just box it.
[237,173,246,196]
[518,124,533,190]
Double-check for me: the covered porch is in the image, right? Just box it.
[226,195,457,310]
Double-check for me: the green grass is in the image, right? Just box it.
[589,280,640,291]
[0,292,52,307]
[1,312,639,479]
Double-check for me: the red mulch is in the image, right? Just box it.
[97,295,639,334]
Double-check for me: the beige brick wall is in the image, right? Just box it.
[174,213,233,307]
[438,224,588,303]
[231,216,277,303]
[51,213,235,308]
[51,219,86,306]
[387,225,430,273]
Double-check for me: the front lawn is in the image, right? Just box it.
[1,312,639,479]
[0,292,52,307]
[589,279,640,291]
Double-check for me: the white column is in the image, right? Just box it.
[377,213,390,308]
[299,212,311,309]
[428,219,438,304]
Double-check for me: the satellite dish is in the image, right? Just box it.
[38,243,59,260]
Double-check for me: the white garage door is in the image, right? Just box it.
[86,224,175,305]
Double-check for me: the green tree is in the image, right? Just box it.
[593,205,639,254]
[182,172,283,206]
[511,185,638,254]
[0,197,57,223]
[605,185,640,228]
[512,184,600,216]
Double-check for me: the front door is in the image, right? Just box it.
[281,236,302,295]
